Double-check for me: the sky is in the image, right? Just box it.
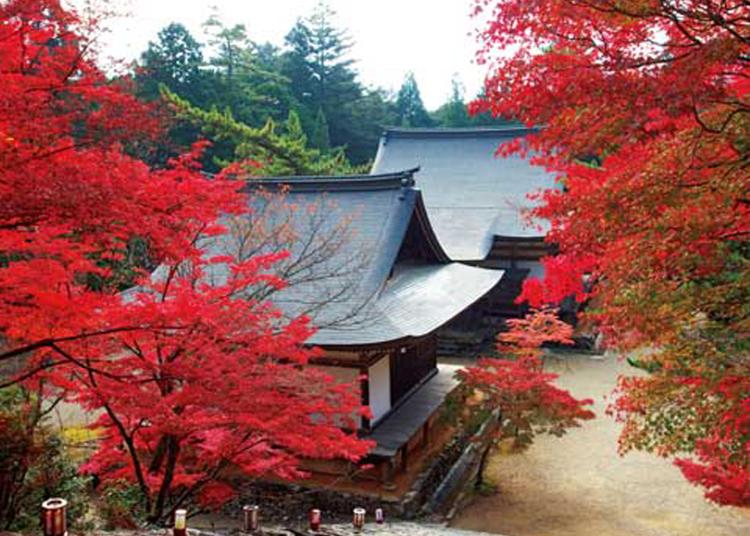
[92,0,487,110]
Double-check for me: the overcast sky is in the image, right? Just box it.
[93,0,487,110]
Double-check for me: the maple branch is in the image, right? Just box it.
[691,101,750,134]
[0,359,66,389]
[164,437,266,521]
[0,325,188,363]
[84,366,153,513]
[48,343,138,383]
[12,139,98,167]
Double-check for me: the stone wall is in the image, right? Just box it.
[226,412,500,527]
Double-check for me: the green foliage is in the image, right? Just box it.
[201,12,294,126]
[311,107,331,151]
[98,482,145,529]
[202,10,252,80]
[396,72,434,127]
[434,76,470,127]
[131,6,522,166]
[164,88,364,175]
[138,23,205,101]
[0,387,92,532]
[281,2,381,163]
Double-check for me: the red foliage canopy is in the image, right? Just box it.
[0,0,370,522]
[473,0,750,505]
[459,309,594,449]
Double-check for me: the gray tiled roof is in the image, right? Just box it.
[200,170,503,346]
[310,263,502,346]
[371,128,556,261]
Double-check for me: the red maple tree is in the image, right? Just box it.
[0,0,370,523]
[459,309,594,451]
[473,0,750,505]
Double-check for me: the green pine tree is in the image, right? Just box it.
[137,23,205,102]
[396,72,434,127]
[282,2,369,160]
[162,88,364,176]
[435,75,470,127]
[311,107,331,152]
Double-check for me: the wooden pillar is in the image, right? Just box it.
[382,459,397,491]
[360,366,370,431]
[389,348,397,407]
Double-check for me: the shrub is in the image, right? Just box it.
[98,481,145,529]
[0,386,92,531]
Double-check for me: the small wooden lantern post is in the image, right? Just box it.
[309,508,321,532]
[352,507,366,531]
[41,498,67,536]
[173,509,187,536]
[242,504,259,533]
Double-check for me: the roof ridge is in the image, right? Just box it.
[381,126,538,140]
[243,168,420,192]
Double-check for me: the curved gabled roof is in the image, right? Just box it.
[371,127,556,261]
[200,169,502,346]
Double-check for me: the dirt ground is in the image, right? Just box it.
[450,353,750,536]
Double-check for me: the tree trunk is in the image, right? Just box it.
[474,443,492,490]
[148,435,180,524]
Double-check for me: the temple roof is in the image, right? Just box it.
[201,170,503,347]
[371,127,556,261]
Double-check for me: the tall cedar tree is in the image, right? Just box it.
[200,14,294,128]
[395,73,434,128]
[434,76,471,128]
[311,107,331,152]
[138,23,205,102]
[135,23,208,166]
[0,0,370,523]
[473,0,750,506]
[282,2,376,162]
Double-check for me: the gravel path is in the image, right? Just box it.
[450,353,750,536]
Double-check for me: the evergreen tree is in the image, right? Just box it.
[133,23,210,165]
[163,88,364,176]
[283,108,308,143]
[282,2,363,159]
[435,75,470,127]
[346,88,398,162]
[396,72,434,127]
[200,14,294,126]
[132,8,402,166]
[202,11,252,80]
[311,107,331,152]
[468,87,523,127]
[137,23,205,102]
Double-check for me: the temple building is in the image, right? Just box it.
[203,169,504,487]
[371,127,559,347]
[202,127,559,488]
[372,126,555,271]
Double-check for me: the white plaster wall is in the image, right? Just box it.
[368,356,391,425]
